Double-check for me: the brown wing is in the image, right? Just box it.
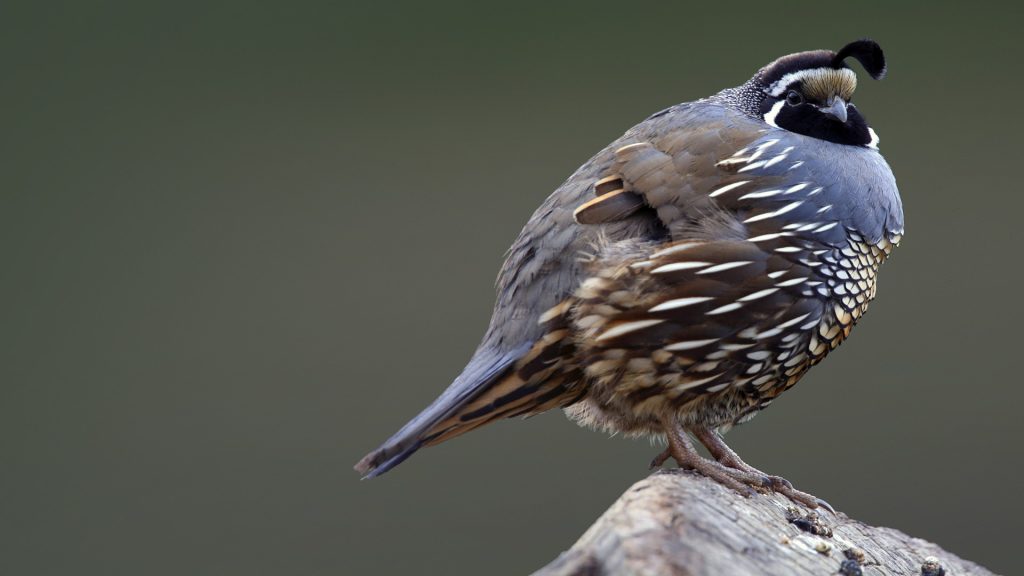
[571,237,831,419]
[564,112,847,420]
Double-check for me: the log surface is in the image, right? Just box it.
[534,470,996,576]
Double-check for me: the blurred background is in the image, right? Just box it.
[3,1,1020,574]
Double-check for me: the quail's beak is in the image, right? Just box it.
[822,96,848,123]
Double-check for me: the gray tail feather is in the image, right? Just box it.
[354,342,530,478]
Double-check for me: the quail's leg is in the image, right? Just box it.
[691,427,832,512]
[658,419,764,497]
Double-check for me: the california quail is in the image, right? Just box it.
[355,40,904,509]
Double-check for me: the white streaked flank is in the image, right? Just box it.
[777,312,812,329]
[696,261,753,275]
[738,188,783,200]
[664,338,719,351]
[648,296,714,312]
[721,342,755,351]
[650,241,700,258]
[743,201,804,223]
[753,327,784,339]
[596,319,664,341]
[739,287,780,302]
[706,382,731,393]
[672,374,722,392]
[738,160,767,173]
[763,153,787,168]
[706,302,744,315]
[651,261,711,274]
[708,180,751,198]
[748,232,784,242]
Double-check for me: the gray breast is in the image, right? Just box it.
[715,129,905,245]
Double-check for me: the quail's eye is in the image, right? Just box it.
[785,90,804,106]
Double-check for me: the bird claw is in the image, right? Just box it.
[763,475,794,491]
[649,448,671,469]
[814,497,836,515]
[772,481,833,512]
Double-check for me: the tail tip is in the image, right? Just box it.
[353,452,380,478]
[352,440,424,479]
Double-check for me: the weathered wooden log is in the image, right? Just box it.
[534,470,995,576]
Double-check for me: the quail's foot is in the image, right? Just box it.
[690,426,834,512]
[651,423,833,512]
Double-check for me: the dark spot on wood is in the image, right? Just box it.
[843,548,866,564]
[839,559,863,576]
[784,508,833,537]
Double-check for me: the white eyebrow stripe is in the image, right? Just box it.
[767,67,857,96]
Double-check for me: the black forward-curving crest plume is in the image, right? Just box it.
[833,39,887,80]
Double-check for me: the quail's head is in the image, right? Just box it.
[728,40,887,147]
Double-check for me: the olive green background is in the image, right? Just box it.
[4,1,1021,574]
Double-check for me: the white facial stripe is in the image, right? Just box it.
[866,127,880,149]
[763,100,785,128]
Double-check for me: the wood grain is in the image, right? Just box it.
[534,470,995,576]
